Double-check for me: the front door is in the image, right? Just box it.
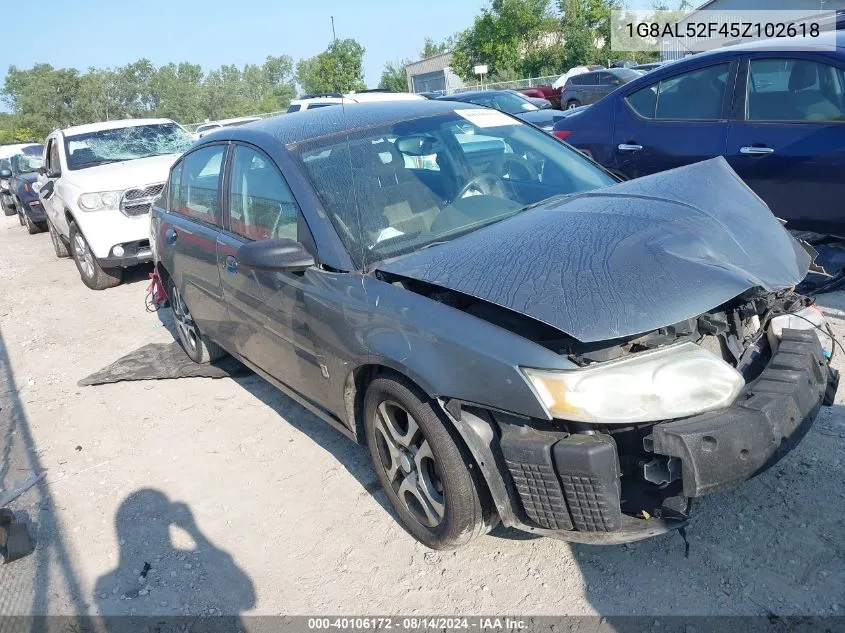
[725,54,845,235]
[39,137,66,233]
[218,143,331,409]
[611,61,736,179]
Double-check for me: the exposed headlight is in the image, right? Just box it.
[542,125,554,131]
[31,181,42,193]
[78,191,122,211]
[522,342,744,424]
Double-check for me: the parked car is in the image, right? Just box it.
[287,90,425,113]
[560,68,644,109]
[552,34,845,236]
[0,143,40,217]
[193,116,263,140]
[151,101,836,549]
[632,62,665,72]
[9,145,47,234]
[436,90,567,131]
[38,118,193,289]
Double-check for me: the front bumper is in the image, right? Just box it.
[445,327,837,543]
[72,208,152,259]
[98,239,153,268]
[652,327,837,497]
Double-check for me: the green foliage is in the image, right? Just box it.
[0,55,297,139]
[295,38,366,95]
[379,61,409,92]
[451,0,560,81]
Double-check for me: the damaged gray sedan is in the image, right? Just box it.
[151,101,839,549]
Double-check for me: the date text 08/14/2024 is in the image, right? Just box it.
[307,617,528,630]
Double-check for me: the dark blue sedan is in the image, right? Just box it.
[553,34,845,235]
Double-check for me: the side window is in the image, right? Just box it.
[596,72,613,85]
[175,145,225,225]
[747,58,845,122]
[228,145,299,241]
[167,160,183,211]
[626,63,730,120]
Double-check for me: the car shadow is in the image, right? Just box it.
[94,489,255,621]
[122,263,154,287]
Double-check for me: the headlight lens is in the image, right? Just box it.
[78,191,122,211]
[522,342,744,424]
[31,181,42,193]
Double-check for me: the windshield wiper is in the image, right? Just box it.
[77,158,127,168]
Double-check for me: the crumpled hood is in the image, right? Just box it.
[62,153,180,191]
[380,157,810,343]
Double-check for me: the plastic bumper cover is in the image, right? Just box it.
[98,239,153,268]
[652,328,837,498]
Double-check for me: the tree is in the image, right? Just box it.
[450,0,560,81]
[296,38,366,94]
[420,36,456,59]
[379,61,409,92]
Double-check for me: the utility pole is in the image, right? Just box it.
[331,16,337,42]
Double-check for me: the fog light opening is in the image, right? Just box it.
[112,245,125,257]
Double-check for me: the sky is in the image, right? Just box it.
[0,0,660,99]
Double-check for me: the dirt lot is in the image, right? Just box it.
[1,213,844,619]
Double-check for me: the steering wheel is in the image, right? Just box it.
[456,173,508,200]
[494,154,539,182]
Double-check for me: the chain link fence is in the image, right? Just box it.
[448,74,560,95]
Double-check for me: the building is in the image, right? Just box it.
[404,52,465,94]
[660,0,845,61]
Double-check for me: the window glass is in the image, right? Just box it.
[228,145,298,241]
[596,72,613,85]
[747,58,845,122]
[286,104,301,113]
[63,123,193,170]
[174,145,225,225]
[626,63,729,120]
[168,160,183,211]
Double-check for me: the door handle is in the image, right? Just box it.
[225,255,238,273]
[618,143,643,152]
[740,146,774,155]
[165,228,178,244]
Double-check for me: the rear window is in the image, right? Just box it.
[287,104,302,113]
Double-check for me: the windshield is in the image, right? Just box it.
[293,108,615,267]
[64,123,194,170]
[466,92,538,114]
[11,151,43,175]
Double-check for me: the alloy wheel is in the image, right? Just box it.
[373,400,445,528]
[72,233,95,278]
[171,285,199,354]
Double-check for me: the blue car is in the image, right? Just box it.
[553,34,845,235]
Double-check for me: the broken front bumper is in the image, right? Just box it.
[652,328,838,497]
[446,328,837,544]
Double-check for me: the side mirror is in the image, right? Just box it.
[38,166,47,176]
[40,180,55,199]
[0,169,11,179]
[237,238,314,273]
[539,101,552,109]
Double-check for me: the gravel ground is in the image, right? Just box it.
[0,213,843,619]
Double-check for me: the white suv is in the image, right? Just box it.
[38,118,194,289]
[286,90,424,113]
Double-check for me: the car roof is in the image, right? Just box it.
[208,100,498,147]
[679,31,845,62]
[0,143,41,159]
[436,90,513,100]
[58,118,177,137]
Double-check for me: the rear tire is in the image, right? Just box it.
[167,278,226,364]
[1,197,15,216]
[69,221,122,290]
[364,374,489,550]
[48,220,70,258]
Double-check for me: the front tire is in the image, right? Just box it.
[566,100,581,110]
[69,221,122,290]
[17,209,24,226]
[1,197,15,217]
[364,375,488,550]
[167,279,226,364]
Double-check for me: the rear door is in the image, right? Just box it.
[217,142,331,408]
[610,60,737,179]
[160,143,229,340]
[725,54,845,235]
